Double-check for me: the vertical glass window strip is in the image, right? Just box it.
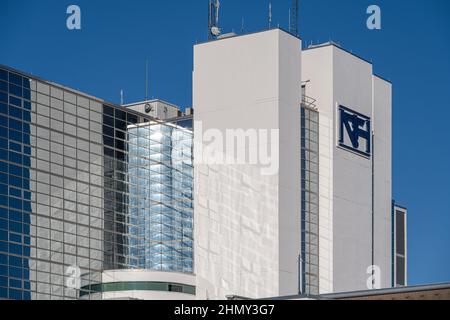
[395,209,406,286]
[126,122,193,273]
[300,106,319,296]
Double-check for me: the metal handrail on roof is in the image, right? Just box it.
[301,95,318,111]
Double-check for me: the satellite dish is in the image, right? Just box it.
[211,26,221,37]
[145,103,153,113]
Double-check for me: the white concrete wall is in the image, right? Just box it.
[373,75,393,289]
[301,45,335,294]
[332,46,374,292]
[277,30,302,297]
[193,29,301,299]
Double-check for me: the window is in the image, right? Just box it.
[168,284,183,293]
[396,210,405,256]
[0,69,7,81]
[394,208,407,286]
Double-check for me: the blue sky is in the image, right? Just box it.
[1,0,449,286]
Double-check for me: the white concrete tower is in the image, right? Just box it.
[193,29,302,299]
[302,43,392,293]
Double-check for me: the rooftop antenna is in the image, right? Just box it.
[290,0,299,36]
[120,89,124,105]
[269,2,272,29]
[145,58,149,101]
[288,8,291,31]
[241,17,244,33]
[208,0,221,39]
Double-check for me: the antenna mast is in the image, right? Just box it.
[208,0,221,39]
[290,0,299,36]
[268,2,273,29]
[145,59,149,101]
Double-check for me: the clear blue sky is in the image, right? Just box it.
[1,0,449,286]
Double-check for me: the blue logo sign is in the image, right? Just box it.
[338,106,371,157]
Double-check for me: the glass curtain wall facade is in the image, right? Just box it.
[0,66,105,300]
[300,106,319,296]
[126,121,193,272]
[0,66,194,300]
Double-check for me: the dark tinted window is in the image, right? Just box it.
[8,73,22,86]
[168,284,183,293]
[9,96,21,108]
[396,210,405,256]
[103,115,114,127]
[9,84,22,97]
[396,256,405,286]
[115,109,126,120]
[0,92,7,103]
[0,81,7,92]
[103,105,114,116]
[0,69,7,81]
[127,113,138,124]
